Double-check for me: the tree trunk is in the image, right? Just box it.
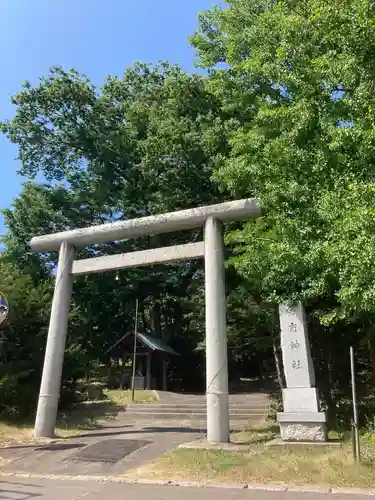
[368,340,375,383]
[119,352,127,390]
[150,302,161,333]
[141,303,147,332]
[162,359,168,391]
[273,335,284,390]
[146,350,152,389]
[161,304,170,392]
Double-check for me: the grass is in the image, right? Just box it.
[103,389,157,405]
[0,389,157,447]
[230,422,279,445]
[123,421,375,489]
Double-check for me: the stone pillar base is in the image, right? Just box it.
[277,412,327,442]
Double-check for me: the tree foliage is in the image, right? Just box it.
[189,0,375,425]
[0,62,261,410]
[4,1,375,426]
[191,0,375,321]
[0,261,52,415]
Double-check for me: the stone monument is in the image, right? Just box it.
[277,302,327,442]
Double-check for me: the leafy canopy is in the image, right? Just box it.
[191,0,375,323]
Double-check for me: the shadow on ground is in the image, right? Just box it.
[0,443,85,452]
[58,426,204,440]
[57,400,122,430]
[0,481,42,500]
[1,399,124,436]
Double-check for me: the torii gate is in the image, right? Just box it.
[30,198,261,443]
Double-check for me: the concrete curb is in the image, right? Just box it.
[0,471,374,495]
[179,440,251,452]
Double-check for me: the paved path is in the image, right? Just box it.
[0,391,267,479]
[0,391,367,498]
[0,422,202,477]
[0,477,369,499]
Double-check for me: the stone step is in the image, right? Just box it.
[118,419,254,430]
[124,406,268,415]
[126,402,267,406]
[122,411,266,420]
[158,397,269,403]
[128,400,269,406]
[156,401,269,406]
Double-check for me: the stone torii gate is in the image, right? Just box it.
[30,198,261,443]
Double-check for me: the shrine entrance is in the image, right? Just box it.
[29,199,260,443]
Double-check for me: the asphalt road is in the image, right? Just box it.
[0,478,368,500]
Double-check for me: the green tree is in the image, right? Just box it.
[0,62,235,394]
[191,0,375,423]
[0,260,52,416]
[191,0,375,320]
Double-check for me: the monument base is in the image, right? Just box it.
[277,412,327,442]
[267,438,341,448]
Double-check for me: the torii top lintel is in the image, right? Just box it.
[29,198,261,253]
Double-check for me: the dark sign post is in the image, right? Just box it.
[350,346,360,464]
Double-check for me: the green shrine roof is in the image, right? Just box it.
[137,332,179,356]
[105,330,179,356]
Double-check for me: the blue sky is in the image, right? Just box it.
[0,0,221,235]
